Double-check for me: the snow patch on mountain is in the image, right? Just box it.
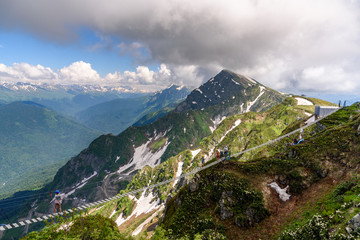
[132,206,164,236]
[109,210,116,218]
[246,86,265,112]
[65,171,98,197]
[231,79,240,85]
[115,191,161,226]
[295,97,313,106]
[195,88,203,94]
[210,116,227,133]
[191,149,201,160]
[240,103,244,113]
[132,140,170,170]
[81,171,97,183]
[173,162,184,187]
[117,136,170,174]
[244,75,256,84]
[219,119,241,143]
[268,182,291,201]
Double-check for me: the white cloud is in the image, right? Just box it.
[0,0,360,93]
[0,61,196,92]
[296,66,360,93]
[0,62,56,82]
[104,63,196,91]
[0,62,102,85]
[59,61,100,84]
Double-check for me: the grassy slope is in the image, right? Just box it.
[78,97,310,238]
[160,103,360,239]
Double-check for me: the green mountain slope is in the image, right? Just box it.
[87,97,309,235]
[0,101,101,197]
[154,104,360,239]
[20,96,314,240]
[42,70,284,200]
[74,101,354,240]
[76,85,191,134]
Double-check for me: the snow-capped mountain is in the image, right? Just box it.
[176,69,284,115]
[0,81,144,94]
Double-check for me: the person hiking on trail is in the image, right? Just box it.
[292,138,298,145]
[216,149,220,159]
[50,190,63,213]
[201,155,205,166]
[220,149,224,158]
[299,128,304,141]
[227,149,231,160]
[224,146,229,157]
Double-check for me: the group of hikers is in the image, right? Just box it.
[216,146,231,160]
[200,146,232,166]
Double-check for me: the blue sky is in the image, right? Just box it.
[0,0,359,94]
[0,29,143,76]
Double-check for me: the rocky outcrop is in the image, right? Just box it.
[346,213,360,235]
[219,191,236,220]
[189,174,200,192]
[235,206,267,228]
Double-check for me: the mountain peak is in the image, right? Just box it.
[175,70,265,112]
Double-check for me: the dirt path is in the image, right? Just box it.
[220,161,345,240]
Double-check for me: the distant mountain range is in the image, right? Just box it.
[0,82,146,95]
[76,85,192,134]
[0,101,101,197]
[0,82,150,116]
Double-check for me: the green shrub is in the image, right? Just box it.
[22,214,132,240]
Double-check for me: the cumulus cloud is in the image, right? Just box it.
[0,61,198,92]
[0,0,360,93]
[0,63,57,82]
[59,61,100,84]
[104,63,200,91]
